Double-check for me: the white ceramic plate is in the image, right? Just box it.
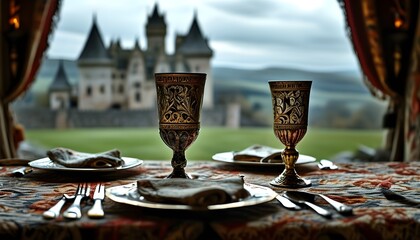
[28,157,143,172]
[212,152,316,166]
[106,182,276,211]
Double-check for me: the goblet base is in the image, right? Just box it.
[270,172,311,188]
[165,169,192,179]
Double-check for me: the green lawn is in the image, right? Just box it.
[25,127,384,161]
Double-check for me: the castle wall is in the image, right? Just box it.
[126,53,155,109]
[49,91,70,109]
[13,106,229,129]
[185,57,213,108]
[111,73,126,107]
[78,66,113,110]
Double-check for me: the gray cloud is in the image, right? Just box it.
[47,0,358,71]
[205,0,283,19]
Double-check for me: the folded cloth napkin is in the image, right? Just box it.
[233,145,282,162]
[47,147,124,168]
[137,177,250,207]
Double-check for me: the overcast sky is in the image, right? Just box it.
[46,0,360,71]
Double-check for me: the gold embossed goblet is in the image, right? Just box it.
[155,73,206,179]
[269,81,312,188]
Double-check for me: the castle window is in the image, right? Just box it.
[135,92,141,102]
[132,62,138,74]
[120,73,126,79]
[86,86,92,96]
[112,73,116,79]
[134,82,141,88]
[100,85,105,94]
[57,96,65,109]
[119,84,124,94]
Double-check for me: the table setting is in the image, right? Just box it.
[0,75,419,240]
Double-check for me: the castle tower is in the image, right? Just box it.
[48,60,71,109]
[107,38,127,109]
[146,4,166,55]
[127,39,151,109]
[72,5,214,111]
[177,13,214,108]
[77,16,113,110]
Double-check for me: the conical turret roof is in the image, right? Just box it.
[49,60,71,91]
[78,16,111,61]
[148,4,165,26]
[177,13,213,56]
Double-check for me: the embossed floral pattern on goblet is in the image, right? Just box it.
[269,81,312,188]
[155,73,206,178]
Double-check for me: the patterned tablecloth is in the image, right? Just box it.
[0,160,419,240]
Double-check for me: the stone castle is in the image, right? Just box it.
[49,4,213,111]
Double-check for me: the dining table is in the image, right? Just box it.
[0,158,419,240]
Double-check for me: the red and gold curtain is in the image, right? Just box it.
[0,0,61,158]
[340,0,420,161]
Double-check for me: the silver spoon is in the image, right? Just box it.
[12,167,33,177]
[317,159,338,170]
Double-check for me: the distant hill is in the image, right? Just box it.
[31,58,373,110]
[22,58,385,128]
[31,58,79,94]
[36,58,80,82]
[212,65,375,113]
[213,66,368,94]
[34,58,368,94]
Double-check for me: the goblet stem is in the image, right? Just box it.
[270,146,311,188]
[166,150,191,179]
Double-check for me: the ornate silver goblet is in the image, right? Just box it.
[269,81,312,188]
[155,73,206,178]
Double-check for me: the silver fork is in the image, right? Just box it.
[87,183,105,218]
[63,183,90,219]
[43,184,79,219]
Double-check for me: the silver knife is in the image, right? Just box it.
[284,191,352,215]
[283,192,332,218]
[276,194,301,210]
[87,184,105,218]
[317,193,353,215]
